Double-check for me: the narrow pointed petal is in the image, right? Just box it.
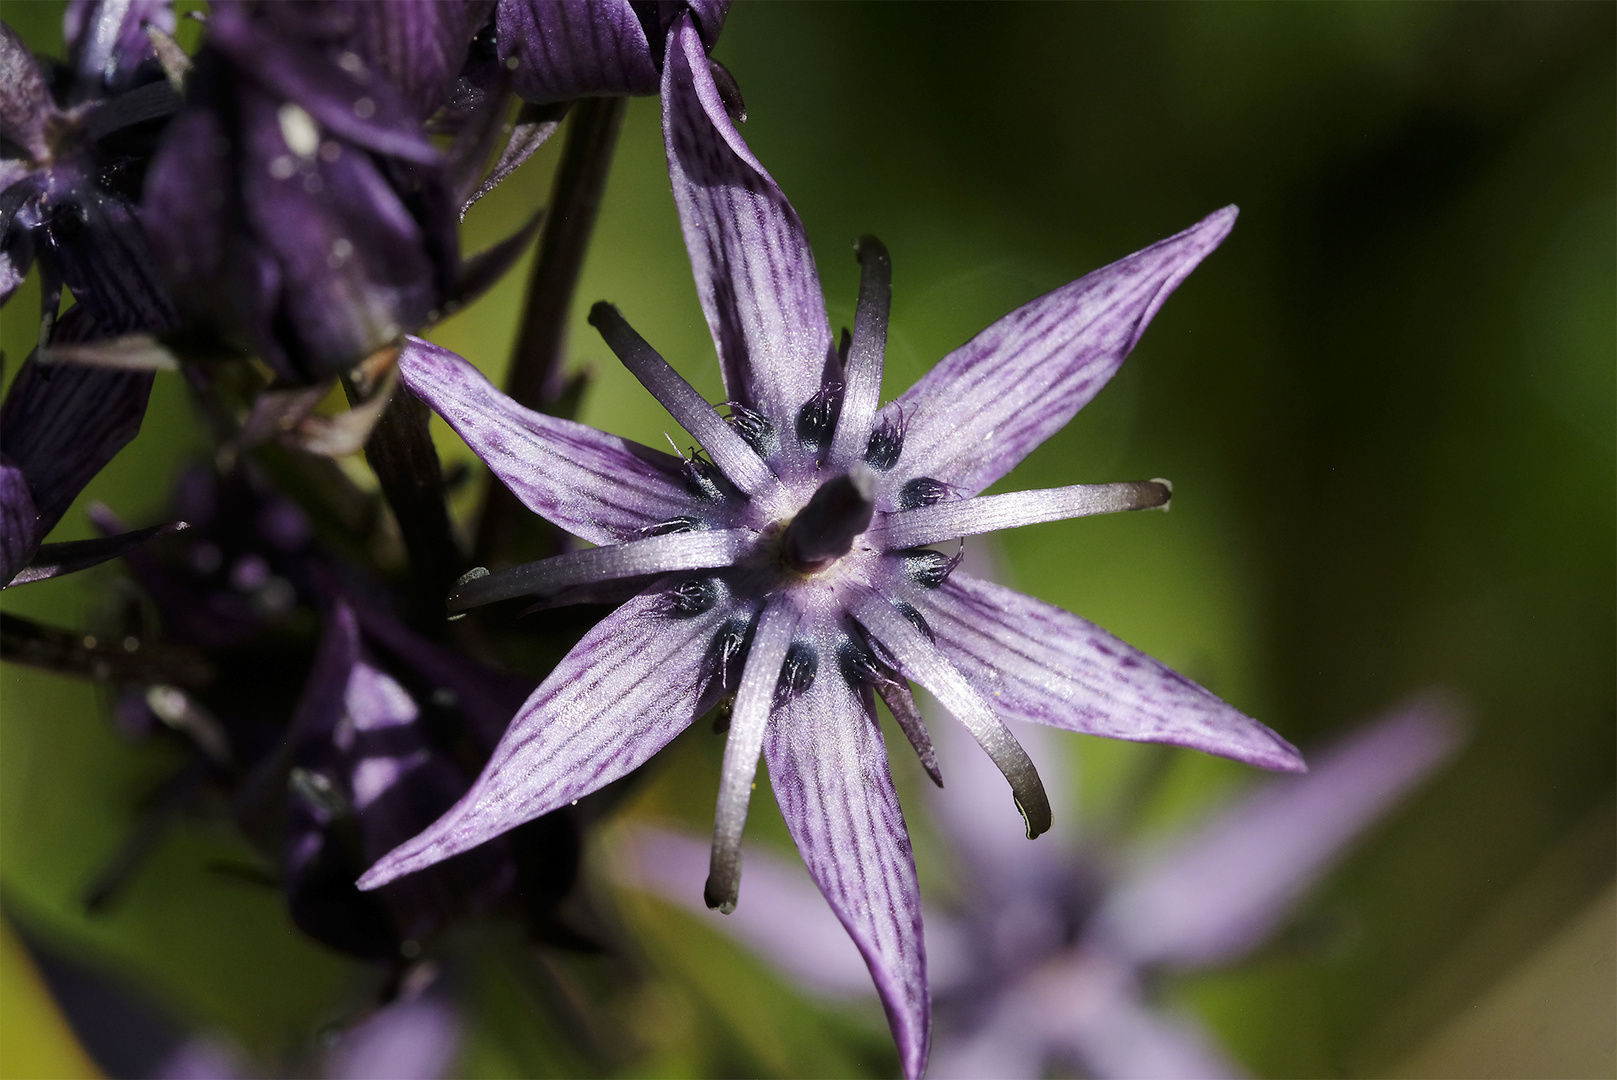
[904,570,1304,773]
[889,208,1237,497]
[397,336,702,544]
[5,520,188,588]
[706,598,799,912]
[619,825,875,997]
[829,236,893,469]
[663,15,834,429]
[588,302,779,498]
[870,481,1170,550]
[765,646,930,1078]
[1097,696,1462,968]
[875,678,942,788]
[496,0,659,103]
[0,345,154,541]
[359,584,738,888]
[848,585,1052,840]
[451,528,751,611]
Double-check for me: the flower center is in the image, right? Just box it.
[780,466,876,574]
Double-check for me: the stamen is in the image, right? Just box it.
[795,382,842,454]
[849,586,1052,838]
[707,615,751,692]
[896,476,950,510]
[706,599,800,913]
[664,577,721,618]
[775,641,818,704]
[828,236,891,467]
[864,408,905,472]
[589,302,779,497]
[870,480,1172,550]
[449,529,750,611]
[782,466,876,573]
[897,544,964,589]
[724,403,777,457]
[837,637,942,787]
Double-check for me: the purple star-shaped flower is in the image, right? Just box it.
[360,15,1302,1076]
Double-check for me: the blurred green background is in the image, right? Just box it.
[2,3,1612,1077]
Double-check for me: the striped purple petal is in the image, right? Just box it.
[0,457,39,586]
[497,0,659,103]
[1096,695,1462,968]
[662,14,834,436]
[901,570,1305,772]
[763,631,930,1079]
[397,336,702,545]
[358,582,740,889]
[889,208,1237,497]
[0,338,153,543]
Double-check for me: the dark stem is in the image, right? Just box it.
[347,376,463,631]
[477,96,627,566]
[0,612,214,686]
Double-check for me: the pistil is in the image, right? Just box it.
[781,466,876,573]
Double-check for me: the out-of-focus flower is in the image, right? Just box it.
[359,15,1299,1075]
[1,5,186,586]
[140,0,492,382]
[623,695,1462,1079]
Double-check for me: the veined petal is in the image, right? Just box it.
[663,14,834,434]
[497,0,659,104]
[451,528,752,611]
[848,584,1052,840]
[358,583,739,889]
[397,336,701,545]
[706,597,798,912]
[347,0,494,121]
[589,302,780,499]
[889,208,1237,497]
[1096,695,1462,968]
[828,236,893,469]
[0,458,40,587]
[618,825,874,997]
[869,481,1170,550]
[904,570,1304,773]
[765,638,930,1079]
[0,340,154,539]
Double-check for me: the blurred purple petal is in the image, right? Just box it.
[157,1037,247,1080]
[621,825,876,997]
[64,0,176,99]
[207,4,437,164]
[764,628,930,1079]
[1097,695,1462,967]
[497,0,659,103]
[360,583,738,889]
[903,569,1305,772]
[0,23,57,160]
[1047,973,1242,1080]
[663,15,834,438]
[891,208,1237,497]
[398,336,702,544]
[347,0,494,121]
[0,336,154,542]
[0,458,40,586]
[324,994,462,1080]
